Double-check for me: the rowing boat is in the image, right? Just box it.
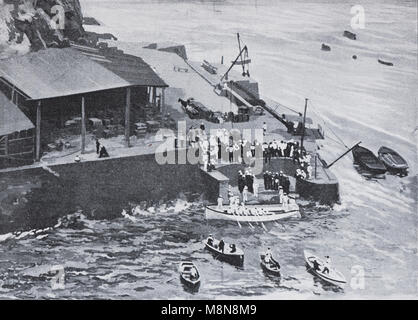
[204,238,244,266]
[304,250,346,287]
[205,203,300,222]
[178,261,200,291]
[378,146,408,176]
[378,59,393,66]
[352,145,387,175]
[260,254,281,276]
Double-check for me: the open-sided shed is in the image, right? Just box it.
[0,47,168,163]
[0,92,35,167]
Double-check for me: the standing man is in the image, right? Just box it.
[238,171,245,196]
[253,180,259,198]
[263,122,267,136]
[322,256,331,274]
[96,138,101,154]
[263,171,268,189]
[242,186,249,204]
[219,239,225,253]
[217,196,223,209]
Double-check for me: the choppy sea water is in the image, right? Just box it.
[0,0,417,299]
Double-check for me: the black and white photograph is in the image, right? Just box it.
[0,0,416,304]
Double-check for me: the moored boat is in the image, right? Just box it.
[378,59,393,66]
[304,250,346,287]
[378,146,408,176]
[352,145,387,175]
[178,261,201,291]
[260,254,281,276]
[204,237,244,266]
[205,203,300,222]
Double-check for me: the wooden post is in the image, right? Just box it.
[35,101,41,161]
[81,96,86,154]
[161,87,166,115]
[4,135,8,155]
[125,87,131,148]
[152,87,156,105]
[314,154,317,179]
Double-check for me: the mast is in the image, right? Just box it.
[220,45,248,82]
[237,33,245,76]
[300,98,308,151]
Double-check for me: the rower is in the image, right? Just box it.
[278,186,284,203]
[228,187,234,206]
[219,239,225,253]
[217,195,223,209]
[207,234,214,246]
[312,259,321,271]
[322,256,331,274]
[190,267,198,280]
[282,193,289,209]
[264,247,272,264]
[230,244,237,253]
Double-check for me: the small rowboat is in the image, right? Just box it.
[352,145,387,175]
[204,238,244,266]
[378,146,408,176]
[205,203,300,222]
[260,254,281,276]
[178,261,200,291]
[304,250,346,287]
[378,59,393,66]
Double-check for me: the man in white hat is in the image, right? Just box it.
[282,193,289,209]
[217,195,223,209]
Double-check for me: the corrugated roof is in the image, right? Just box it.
[0,48,132,100]
[0,92,34,136]
[72,45,168,87]
[97,51,168,87]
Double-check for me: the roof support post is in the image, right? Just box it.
[161,87,166,115]
[125,87,131,148]
[11,86,15,104]
[4,135,8,155]
[35,101,41,161]
[152,87,157,105]
[81,96,86,154]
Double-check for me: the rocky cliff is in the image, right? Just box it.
[0,0,85,59]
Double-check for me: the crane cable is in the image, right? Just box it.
[309,100,349,149]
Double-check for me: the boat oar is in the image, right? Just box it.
[241,210,254,229]
[231,209,242,228]
[166,277,176,283]
[251,209,268,232]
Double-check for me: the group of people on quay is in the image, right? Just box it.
[263,170,290,193]
[262,139,299,163]
[185,123,314,180]
[237,169,259,203]
[263,171,294,207]
[187,124,263,164]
